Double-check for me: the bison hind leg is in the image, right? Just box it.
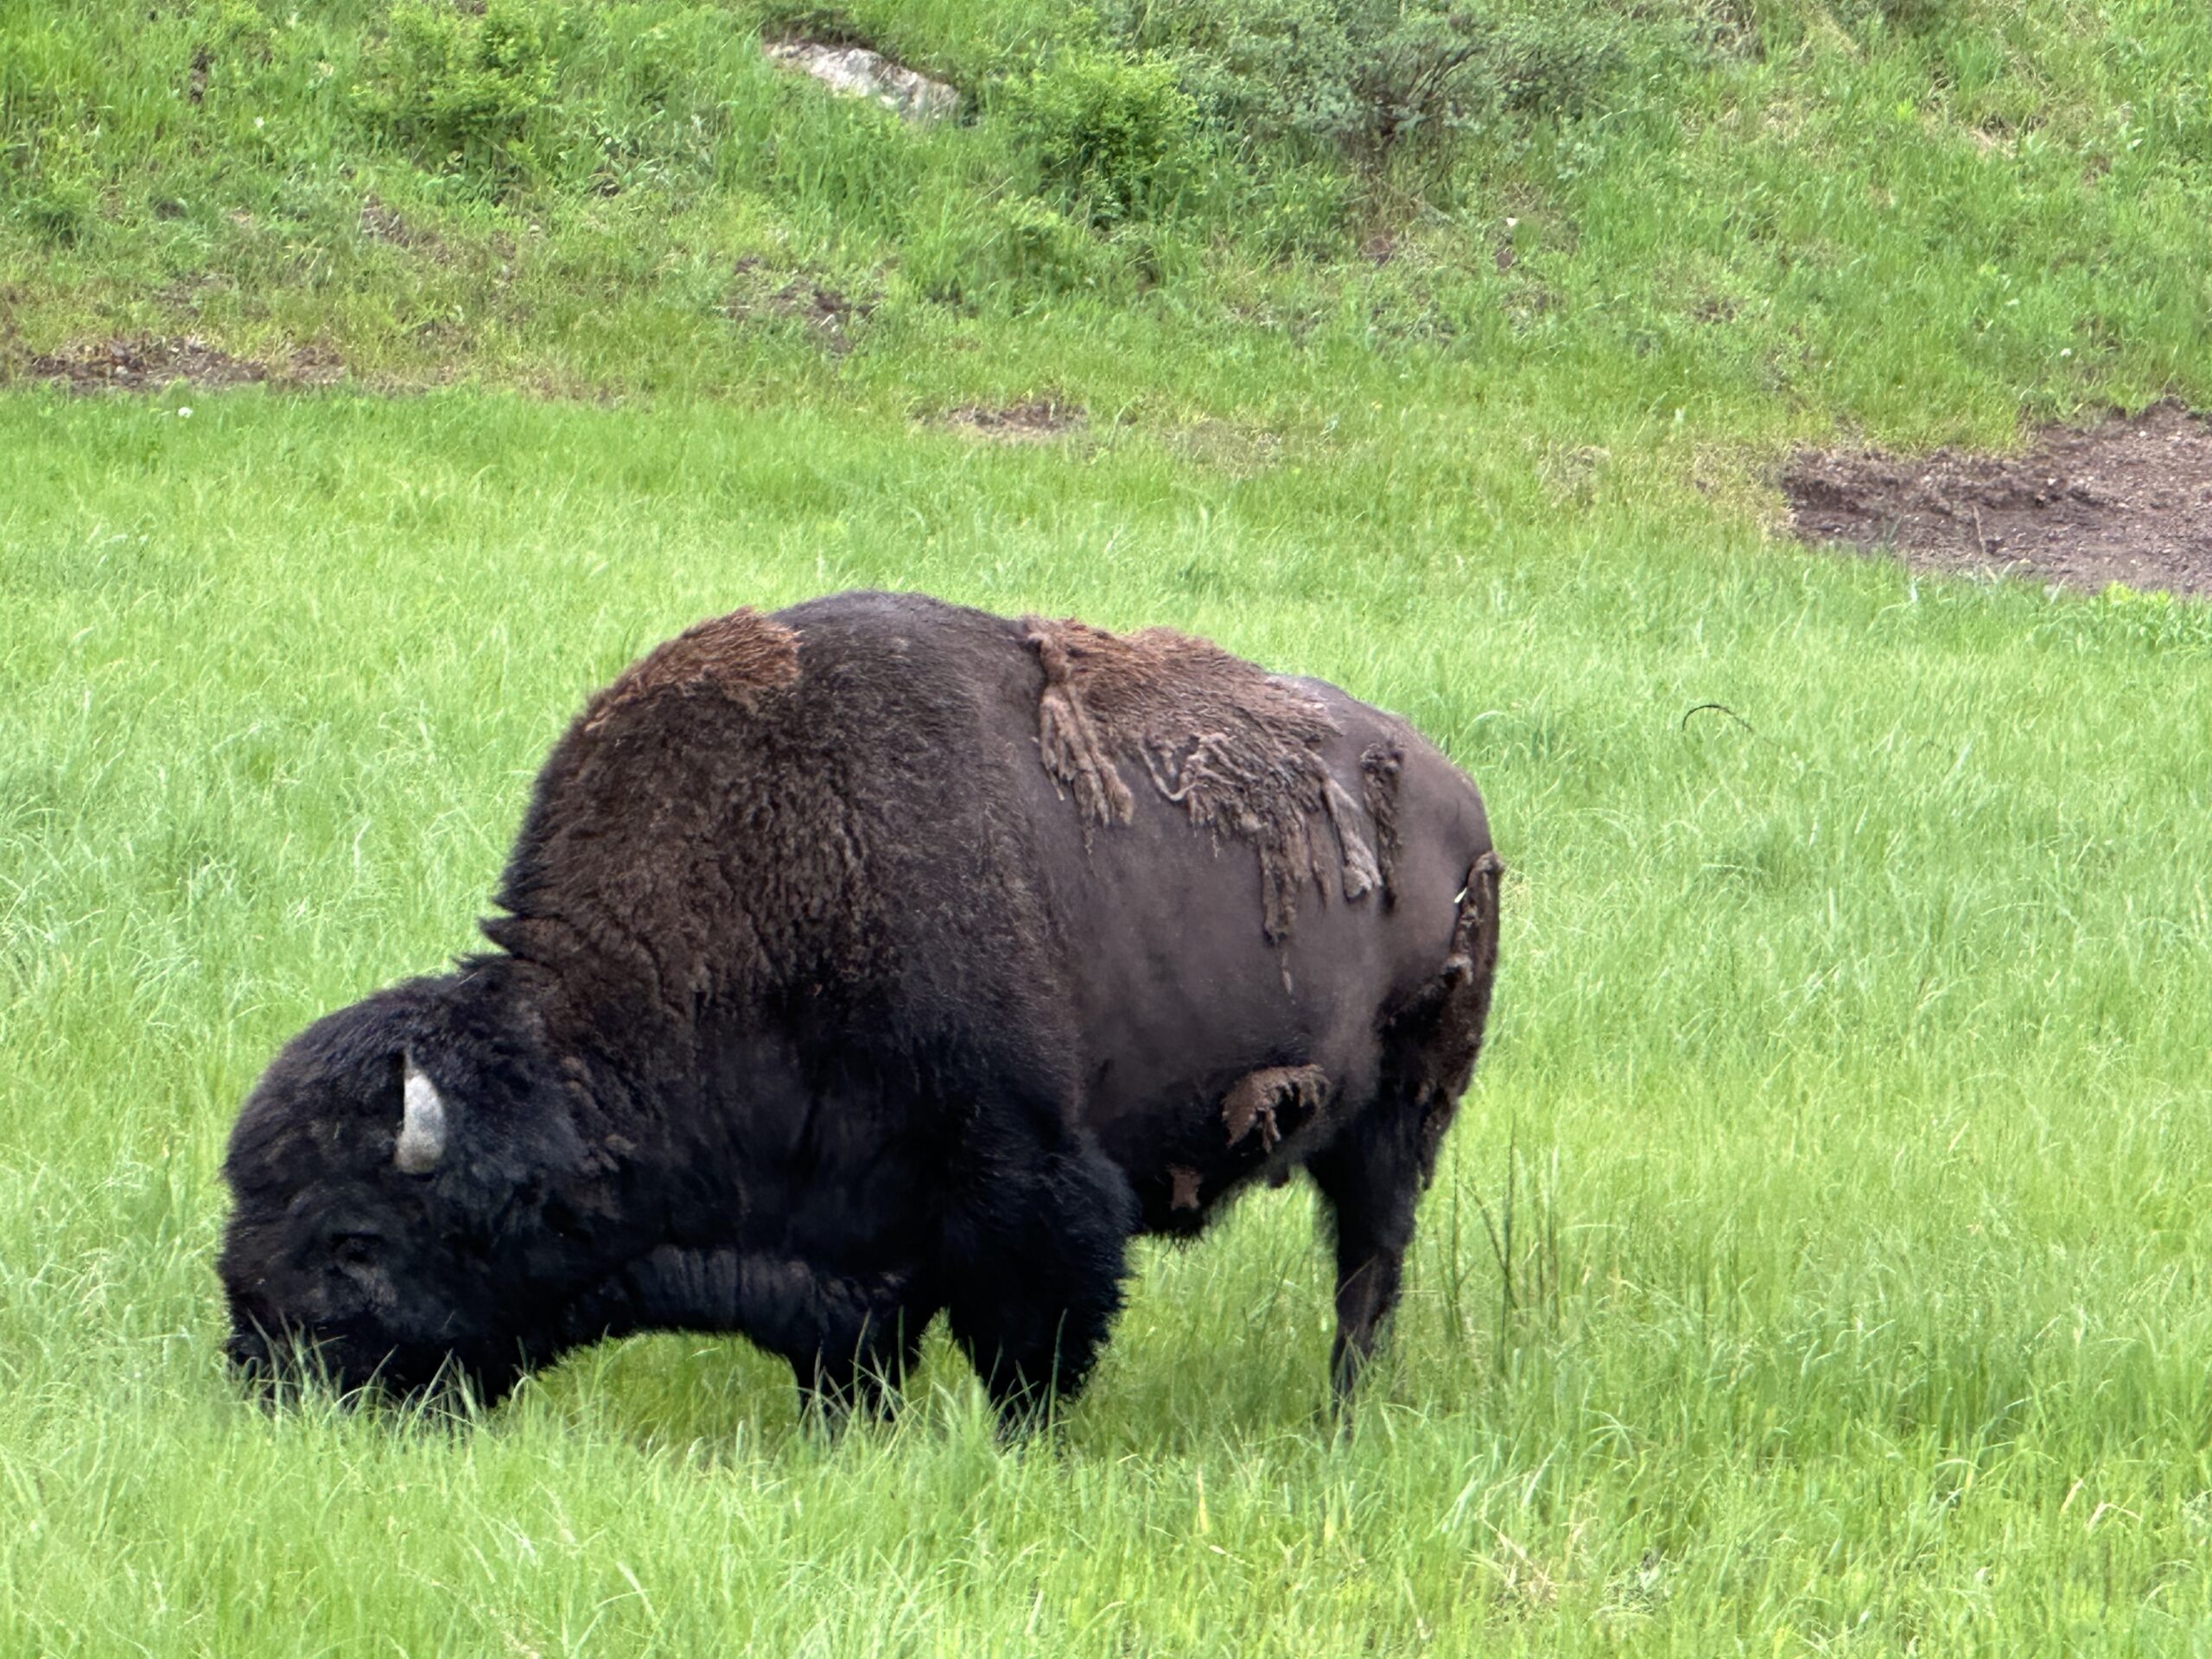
[942,1140,1136,1431]
[1315,850,1504,1409]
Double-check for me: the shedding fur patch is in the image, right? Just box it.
[584,609,800,732]
[1024,617,1382,940]
[1360,742,1404,905]
[1222,1063,1329,1151]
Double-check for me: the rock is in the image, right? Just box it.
[762,40,959,124]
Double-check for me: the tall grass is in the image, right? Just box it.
[5,388,2212,1651]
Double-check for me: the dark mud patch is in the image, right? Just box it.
[938,399,1085,442]
[1784,401,2212,596]
[17,336,346,392]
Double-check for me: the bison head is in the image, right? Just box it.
[218,973,596,1405]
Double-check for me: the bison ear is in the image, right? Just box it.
[396,1051,449,1174]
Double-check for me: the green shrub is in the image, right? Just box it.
[1110,0,1694,177]
[352,0,563,175]
[1484,6,1637,116]
[998,49,1198,225]
[1107,0,1487,175]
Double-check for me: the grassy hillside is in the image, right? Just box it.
[4,0,2209,428]
[6,2,2212,1655]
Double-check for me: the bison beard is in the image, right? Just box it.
[218,591,1500,1427]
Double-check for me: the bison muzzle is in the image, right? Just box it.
[219,590,1501,1425]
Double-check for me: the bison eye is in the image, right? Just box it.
[330,1232,383,1269]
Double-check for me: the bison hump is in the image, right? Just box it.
[582,609,801,732]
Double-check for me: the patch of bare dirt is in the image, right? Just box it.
[939,400,1085,442]
[1783,401,2212,596]
[723,257,873,349]
[283,342,346,386]
[19,336,346,392]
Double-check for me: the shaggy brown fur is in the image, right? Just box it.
[1410,850,1507,1178]
[480,606,861,1092]
[1024,616,1382,941]
[1359,742,1405,905]
[583,609,800,733]
[1221,1064,1331,1152]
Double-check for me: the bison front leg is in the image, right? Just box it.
[796,1298,935,1427]
[943,1139,1136,1431]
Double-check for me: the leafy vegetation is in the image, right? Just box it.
[351,0,563,177]
[4,0,2212,1652]
[998,48,1196,225]
[1108,0,1681,178]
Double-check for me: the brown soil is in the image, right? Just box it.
[18,336,346,392]
[1783,401,2212,596]
[940,400,1085,442]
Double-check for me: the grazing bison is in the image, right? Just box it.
[220,590,1501,1423]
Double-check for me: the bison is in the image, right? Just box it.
[219,590,1501,1424]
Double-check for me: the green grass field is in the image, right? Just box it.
[7,1,2212,1652]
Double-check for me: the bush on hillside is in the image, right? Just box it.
[353,0,563,175]
[1109,0,1695,177]
[1107,0,1483,175]
[998,50,1198,226]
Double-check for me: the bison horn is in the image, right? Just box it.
[396,1053,449,1173]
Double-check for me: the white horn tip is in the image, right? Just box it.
[396,1055,449,1173]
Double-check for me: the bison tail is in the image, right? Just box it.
[1394,849,1504,1183]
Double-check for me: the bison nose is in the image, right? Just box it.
[225,1327,271,1375]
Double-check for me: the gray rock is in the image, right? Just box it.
[762,40,960,124]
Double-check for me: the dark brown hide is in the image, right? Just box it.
[1167,1165,1204,1212]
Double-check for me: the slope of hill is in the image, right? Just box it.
[4,0,2207,436]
